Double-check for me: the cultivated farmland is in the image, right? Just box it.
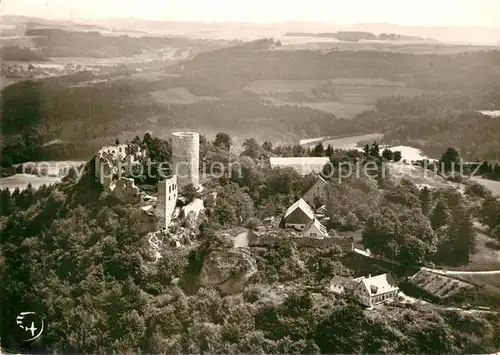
[150,87,220,104]
[245,78,426,118]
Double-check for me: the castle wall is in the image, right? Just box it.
[156,175,178,229]
[172,132,200,189]
[94,143,145,189]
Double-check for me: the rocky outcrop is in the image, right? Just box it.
[199,247,257,295]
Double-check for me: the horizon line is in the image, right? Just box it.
[2,14,500,31]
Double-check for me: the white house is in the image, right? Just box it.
[270,157,329,177]
[281,198,315,231]
[330,273,399,308]
[302,218,328,238]
[303,173,329,207]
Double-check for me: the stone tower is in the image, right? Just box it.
[156,175,178,229]
[172,131,200,189]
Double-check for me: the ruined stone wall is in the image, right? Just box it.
[110,177,141,203]
[156,175,178,229]
[248,232,354,250]
[172,132,200,189]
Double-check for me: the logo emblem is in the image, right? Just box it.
[15,312,44,342]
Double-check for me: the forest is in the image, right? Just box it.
[0,45,49,62]
[171,46,500,95]
[350,89,500,161]
[2,133,500,353]
[24,28,201,58]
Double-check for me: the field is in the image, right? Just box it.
[387,162,455,190]
[0,174,61,191]
[320,133,384,150]
[267,98,373,117]
[245,78,426,118]
[274,38,500,55]
[466,232,500,271]
[150,87,220,104]
[470,177,500,197]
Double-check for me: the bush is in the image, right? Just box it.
[246,217,261,230]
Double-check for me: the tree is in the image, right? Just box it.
[131,135,141,145]
[241,138,262,159]
[419,186,432,215]
[262,141,273,152]
[213,200,238,227]
[430,199,451,230]
[182,183,199,203]
[363,144,370,156]
[381,148,394,161]
[479,196,500,229]
[311,143,325,157]
[369,141,380,157]
[213,132,232,151]
[440,147,461,172]
[325,144,334,157]
[344,212,360,231]
[393,151,402,162]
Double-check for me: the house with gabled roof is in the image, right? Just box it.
[303,173,329,208]
[330,273,399,308]
[281,198,315,231]
[302,217,328,238]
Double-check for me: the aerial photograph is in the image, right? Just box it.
[1,0,500,353]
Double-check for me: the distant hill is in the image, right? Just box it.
[77,18,500,44]
[2,16,498,44]
[283,31,433,42]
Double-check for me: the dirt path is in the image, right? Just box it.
[421,267,500,275]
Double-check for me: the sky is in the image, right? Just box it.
[1,0,500,28]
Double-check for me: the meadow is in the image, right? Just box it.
[149,87,220,104]
[470,177,500,197]
[274,39,500,55]
[245,77,426,118]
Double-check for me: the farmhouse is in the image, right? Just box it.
[330,273,399,308]
[302,218,328,238]
[270,157,329,177]
[281,198,315,230]
[303,173,329,207]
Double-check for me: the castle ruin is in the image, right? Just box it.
[155,175,178,229]
[171,131,200,189]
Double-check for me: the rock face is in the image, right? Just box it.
[199,248,257,295]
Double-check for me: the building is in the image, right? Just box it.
[269,157,329,177]
[303,173,329,207]
[94,142,146,189]
[302,218,328,238]
[330,273,399,308]
[330,276,362,295]
[281,198,315,230]
[172,131,200,189]
[155,175,178,229]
